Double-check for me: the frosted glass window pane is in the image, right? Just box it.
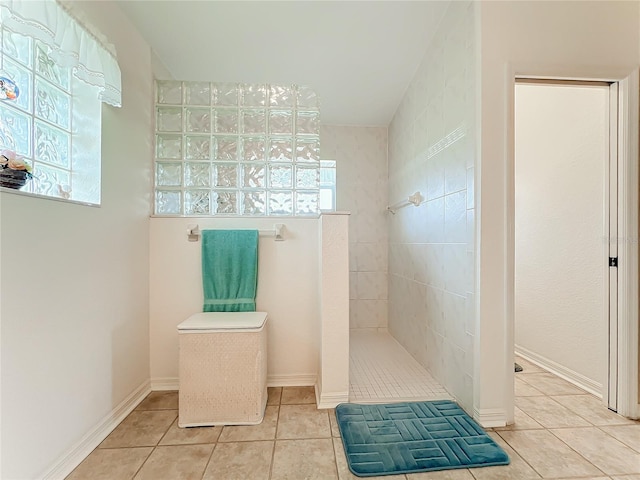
[35,78,70,129]
[214,191,238,214]
[215,108,238,134]
[157,107,183,132]
[157,80,182,104]
[241,137,266,162]
[155,190,182,215]
[243,190,266,215]
[0,104,31,156]
[296,85,319,110]
[214,83,239,106]
[156,134,182,159]
[296,138,320,163]
[213,163,238,188]
[185,108,211,133]
[3,28,32,66]
[185,135,211,160]
[185,190,211,215]
[241,84,267,107]
[35,42,70,90]
[184,82,211,105]
[268,190,293,215]
[269,110,293,134]
[184,162,211,187]
[269,164,292,188]
[296,191,319,215]
[269,138,293,162]
[156,162,182,186]
[3,58,32,112]
[215,136,238,162]
[242,163,265,188]
[32,163,70,198]
[242,109,266,134]
[296,111,320,136]
[296,165,319,189]
[35,120,70,168]
[269,85,294,107]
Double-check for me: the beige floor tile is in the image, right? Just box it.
[136,391,178,411]
[600,425,640,453]
[203,441,274,480]
[330,409,341,437]
[280,386,317,404]
[498,429,603,478]
[66,447,152,480]
[159,418,222,445]
[332,438,402,480]
[468,432,541,480]
[494,407,544,431]
[514,356,546,373]
[134,444,213,480]
[552,395,636,426]
[611,475,640,479]
[407,468,475,479]
[271,438,338,480]
[100,410,177,448]
[551,478,611,480]
[217,405,279,442]
[551,427,640,475]
[268,387,283,405]
[277,404,331,439]
[515,396,591,428]
[518,373,588,395]
[515,378,545,397]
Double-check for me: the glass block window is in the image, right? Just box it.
[0,27,102,204]
[154,81,321,216]
[319,160,336,212]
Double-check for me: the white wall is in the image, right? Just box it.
[387,0,476,412]
[515,83,608,394]
[478,0,639,425]
[0,1,153,478]
[149,217,319,386]
[320,126,388,330]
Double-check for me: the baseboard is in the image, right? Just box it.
[316,389,349,409]
[473,407,507,428]
[515,345,603,398]
[151,377,179,390]
[267,374,317,387]
[41,379,151,480]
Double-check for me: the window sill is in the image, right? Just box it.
[0,186,100,208]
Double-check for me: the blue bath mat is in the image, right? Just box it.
[336,400,510,477]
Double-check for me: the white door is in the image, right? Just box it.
[514,80,617,407]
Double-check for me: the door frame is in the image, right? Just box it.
[507,70,639,419]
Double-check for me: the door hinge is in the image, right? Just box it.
[609,257,618,267]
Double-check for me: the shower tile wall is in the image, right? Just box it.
[387,1,476,412]
[320,126,388,330]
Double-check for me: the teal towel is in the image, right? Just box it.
[201,230,259,312]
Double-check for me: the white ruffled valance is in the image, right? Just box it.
[0,0,122,107]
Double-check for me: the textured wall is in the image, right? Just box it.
[387,1,476,412]
[320,126,389,330]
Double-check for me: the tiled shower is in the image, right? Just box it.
[326,1,476,411]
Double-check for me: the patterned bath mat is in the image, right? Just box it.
[336,400,510,477]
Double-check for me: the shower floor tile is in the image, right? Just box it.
[349,330,451,403]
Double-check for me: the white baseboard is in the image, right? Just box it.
[41,380,151,480]
[515,345,603,398]
[150,374,317,391]
[267,374,317,387]
[315,389,349,409]
[473,407,507,428]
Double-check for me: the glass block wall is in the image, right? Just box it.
[154,81,321,216]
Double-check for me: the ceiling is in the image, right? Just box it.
[115,1,449,126]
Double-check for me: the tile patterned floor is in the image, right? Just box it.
[350,330,451,403]
[66,360,640,480]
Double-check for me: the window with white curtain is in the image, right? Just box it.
[0,0,122,205]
